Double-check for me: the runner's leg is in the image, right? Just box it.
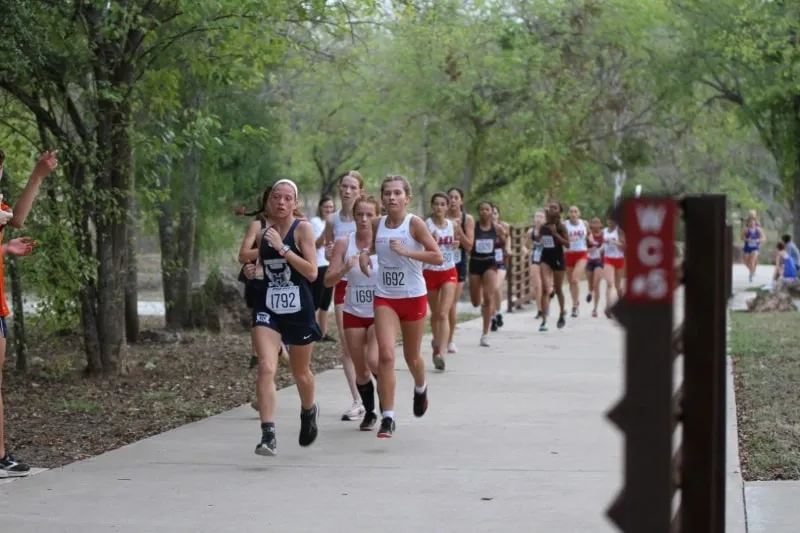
[480,268,498,344]
[570,257,588,317]
[335,302,362,420]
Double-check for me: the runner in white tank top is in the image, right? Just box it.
[324,194,383,431]
[564,205,593,318]
[359,175,443,439]
[600,212,626,318]
[423,193,459,372]
[323,171,365,422]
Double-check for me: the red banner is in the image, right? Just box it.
[622,198,677,304]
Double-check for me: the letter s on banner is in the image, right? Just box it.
[623,198,676,304]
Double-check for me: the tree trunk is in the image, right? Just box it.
[172,145,200,328]
[461,126,486,194]
[7,256,26,372]
[190,238,201,286]
[93,92,132,375]
[155,152,178,327]
[418,115,431,214]
[125,177,140,344]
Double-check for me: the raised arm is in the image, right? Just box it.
[9,151,58,229]
[238,220,262,263]
[287,221,318,282]
[324,236,351,288]
[406,215,444,266]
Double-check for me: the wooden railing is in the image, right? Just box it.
[603,195,732,533]
[506,224,534,312]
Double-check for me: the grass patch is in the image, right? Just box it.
[731,312,800,480]
[58,399,102,414]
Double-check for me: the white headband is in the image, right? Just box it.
[273,179,298,198]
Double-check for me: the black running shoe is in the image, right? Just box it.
[377,417,396,438]
[586,293,593,303]
[413,387,428,418]
[490,316,498,332]
[248,355,258,369]
[360,411,378,431]
[557,314,566,329]
[299,403,319,447]
[535,311,542,319]
[496,314,504,328]
[0,455,30,477]
[255,429,277,457]
[550,291,555,299]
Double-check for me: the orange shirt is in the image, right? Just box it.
[0,202,10,317]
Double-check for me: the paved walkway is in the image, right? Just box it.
[1,289,625,533]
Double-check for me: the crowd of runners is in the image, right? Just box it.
[235,172,631,456]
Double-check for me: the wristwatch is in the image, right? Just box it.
[278,244,291,257]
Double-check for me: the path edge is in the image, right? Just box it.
[726,305,748,533]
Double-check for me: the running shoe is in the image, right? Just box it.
[496,314,504,328]
[479,335,490,347]
[0,455,30,478]
[586,293,593,303]
[592,309,598,318]
[255,428,277,457]
[413,386,428,417]
[299,403,319,447]
[557,314,566,329]
[360,411,378,431]
[447,342,458,354]
[570,307,578,318]
[432,354,446,371]
[490,316,498,332]
[341,401,366,421]
[377,417,396,438]
[539,320,548,332]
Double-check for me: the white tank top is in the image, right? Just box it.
[342,233,377,318]
[424,218,457,271]
[566,219,588,252]
[310,216,328,267]
[603,227,624,258]
[375,214,427,299]
[332,210,356,280]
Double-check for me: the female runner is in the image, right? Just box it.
[424,192,459,371]
[237,179,320,456]
[536,202,569,331]
[445,187,474,353]
[491,204,510,331]
[741,213,765,283]
[527,210,546,319]
[469,201,505,347]
[359,175,443,438]
[325,195,382,431]
[310,195,336,342]
[564,206,592,318]
[324,171,364,422]
[601,211,626,317]
[586,217,605,317]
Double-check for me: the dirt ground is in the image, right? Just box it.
[3,310,478,470]
[1,315,343,469]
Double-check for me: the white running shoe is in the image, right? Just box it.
[447,342,458,354]
[341,401,365,421]
[479,335,490,347]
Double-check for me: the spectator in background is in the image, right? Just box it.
[781,234,800,267]
[774,241,798,282]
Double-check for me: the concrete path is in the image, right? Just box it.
[1,289,626,533]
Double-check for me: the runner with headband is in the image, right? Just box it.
[238,179,320,456]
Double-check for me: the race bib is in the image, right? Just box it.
[533,246,543,262]
[348,285,374,306]
[494,249,504,262]
[266,285,301,315]
[588,247,601,260]
[452,248,462,264]
[443,250,454,264]
[542,235,555,248]
[475,239,494,254]
[381,266,406,290]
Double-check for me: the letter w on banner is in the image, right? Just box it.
[623,198,677,304]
